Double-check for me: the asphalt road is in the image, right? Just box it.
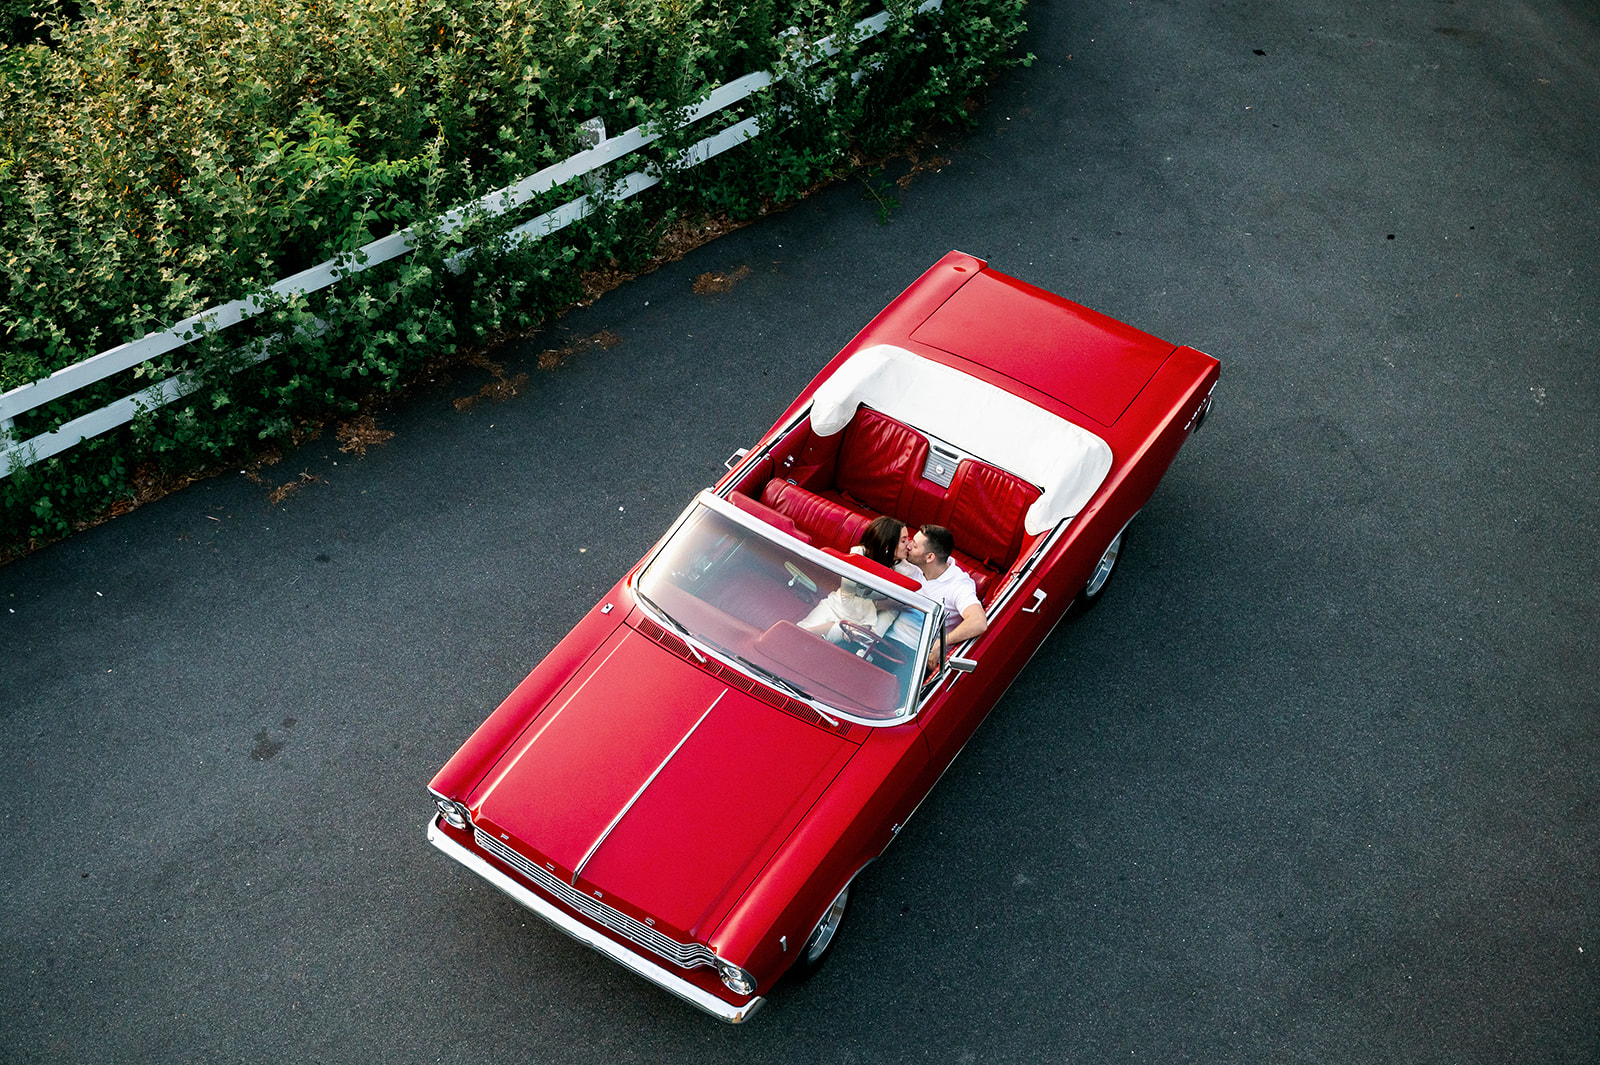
[3,0,1597,1061]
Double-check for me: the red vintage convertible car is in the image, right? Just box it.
[427,251,1219,1021]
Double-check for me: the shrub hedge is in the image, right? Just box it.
[0,0,1028,555]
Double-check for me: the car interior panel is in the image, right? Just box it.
[646,580,764,655]
[748,621,903,717]
[642,541,915,716]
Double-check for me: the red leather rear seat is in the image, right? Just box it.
[834,408,929,517]
[762,480,873,552]
[728,490,810,543]
[763,477,1010,604]
[759,407,926,552]
[937,459,1042,571]
[758,412,1042,607]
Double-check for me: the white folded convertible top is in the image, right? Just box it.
[809,345,1114,535]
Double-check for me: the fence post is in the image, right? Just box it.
[579,118,608,201]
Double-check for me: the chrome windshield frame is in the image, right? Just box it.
[629,490,942,726]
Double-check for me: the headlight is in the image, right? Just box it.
[434,797,471,830]
[716,961,757,996]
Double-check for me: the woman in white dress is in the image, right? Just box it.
[798,516,910,644]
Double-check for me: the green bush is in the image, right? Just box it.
[0,0,1027,555]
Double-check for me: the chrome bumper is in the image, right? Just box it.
[426,817,765,1023]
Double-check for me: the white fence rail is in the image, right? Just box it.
[0,0,939,479]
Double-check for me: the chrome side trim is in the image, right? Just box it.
[572,691,725,885]
[716,402,813,490]
[428,818,764,1024]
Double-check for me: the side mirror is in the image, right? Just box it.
[724,448,750,472]
[947,656,977,673]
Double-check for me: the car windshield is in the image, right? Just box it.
[633,499,935,723]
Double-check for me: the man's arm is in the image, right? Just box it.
[947,603,988,644]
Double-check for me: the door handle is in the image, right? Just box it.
[1021,589,1047,614]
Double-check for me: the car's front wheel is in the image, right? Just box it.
[791,883,851,981]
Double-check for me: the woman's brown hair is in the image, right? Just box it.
[857,515,905,568]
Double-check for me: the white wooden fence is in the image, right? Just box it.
[0,0,940,479]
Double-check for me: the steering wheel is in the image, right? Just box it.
[784,561,818,594]
[836,620,908,665]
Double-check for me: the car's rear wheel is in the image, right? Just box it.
[791,883,851,981]
[1075,526,1126,610]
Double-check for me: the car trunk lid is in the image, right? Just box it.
[911,267,1176,426]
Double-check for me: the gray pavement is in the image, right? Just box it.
[3,0,1597,1061]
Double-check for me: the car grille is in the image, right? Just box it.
[475,828,717,971]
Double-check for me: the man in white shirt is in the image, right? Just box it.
[888,525,988,667]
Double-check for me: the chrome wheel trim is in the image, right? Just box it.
[803,884,850,965]
[1083,531,1123,598]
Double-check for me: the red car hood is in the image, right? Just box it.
[473,624,858,940]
